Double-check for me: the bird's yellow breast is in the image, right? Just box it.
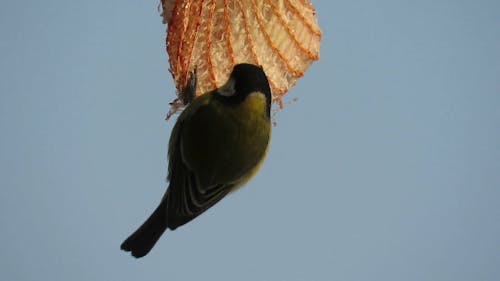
[227,92,271,188]
[223,91,268,121]
[240,92,268,116]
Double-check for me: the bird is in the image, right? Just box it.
[121,63,272,258]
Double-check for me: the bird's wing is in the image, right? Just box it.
[165,165,233,229]
[164,100,234,229]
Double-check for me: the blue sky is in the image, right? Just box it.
[1,1,499,280]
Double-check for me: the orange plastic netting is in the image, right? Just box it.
[161,0,321,109]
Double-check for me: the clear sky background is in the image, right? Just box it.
[1,1,499,280]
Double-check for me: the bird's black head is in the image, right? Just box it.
[215,63,272,115]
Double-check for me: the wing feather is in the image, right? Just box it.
[165,97,234,230]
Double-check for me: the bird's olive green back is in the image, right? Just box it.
[179,91,270,188]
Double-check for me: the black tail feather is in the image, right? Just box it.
[121,199,168,258]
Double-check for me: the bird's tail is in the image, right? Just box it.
[121,199,168,258]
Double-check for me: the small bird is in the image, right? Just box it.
[121,63,272,258]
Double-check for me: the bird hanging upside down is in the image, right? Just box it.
[121,63,272,258]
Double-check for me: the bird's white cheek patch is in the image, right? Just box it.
[218,78,235,97]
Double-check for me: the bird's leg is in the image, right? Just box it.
[182,67,197,105]
[165,67,198,120]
